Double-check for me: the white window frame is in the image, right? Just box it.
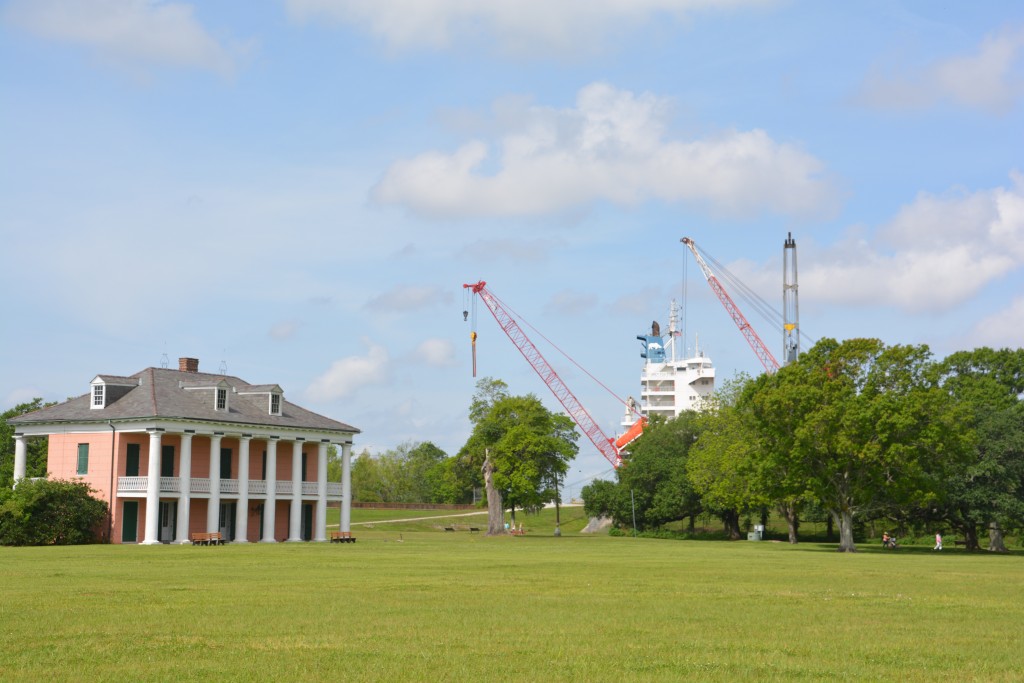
[216,388,228,411]
[91,384,105,409]
[270,393,281,416]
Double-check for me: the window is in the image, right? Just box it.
[216,388,227,411]
[91,384,104,408]
[261,451,267,480]
[301,452,308,482]
[270,393,281,415]
[77,444,89,475]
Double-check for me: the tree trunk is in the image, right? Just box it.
[688,515,695,533]
[482,452,505,536]
[721,510,742,540]
[962,523,980,552]
[988,520,1008,553]
[833,509,856,552]
[826,514,833,541]
[778,503,799,544]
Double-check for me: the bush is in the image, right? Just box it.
[0,478,108,546]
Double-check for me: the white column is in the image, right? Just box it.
[262,437,278,542]
[287,439,304,541]
[141,428,163,545]
[175,431,194,543]
[341,442,352,533]
[207,433,223,533]
[13,434,27,484]
[234,435,251,543]
[314,440,328,542]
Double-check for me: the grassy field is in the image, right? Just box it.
[2,510,1022,682]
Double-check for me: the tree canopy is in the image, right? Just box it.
[459,378,577,534]
[582,339,1012,551]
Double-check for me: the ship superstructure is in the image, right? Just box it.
[622,301,715,429]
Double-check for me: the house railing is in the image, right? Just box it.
[116,476,342,499]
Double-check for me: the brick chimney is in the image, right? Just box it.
[179,357,200,373]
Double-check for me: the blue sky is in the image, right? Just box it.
[2,1,1023,485]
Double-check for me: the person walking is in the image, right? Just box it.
[934,532,943,551]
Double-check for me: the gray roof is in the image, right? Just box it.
[9,367,359,435]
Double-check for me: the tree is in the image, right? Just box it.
[688,385,763,540]
[460,388,577,535]
[769,339,968,552]
[934,348,1024,551]
[1,399,54,488]
[616,413,703,532]
[0,478,108,545]
[348,442,450,504]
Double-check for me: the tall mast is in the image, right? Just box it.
[668,299,678,362]
[783,232,800,365]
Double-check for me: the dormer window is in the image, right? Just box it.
[270,393,281,416]
[216,388,228,411]
[91,384,105,409]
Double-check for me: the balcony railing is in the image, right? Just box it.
[116,476,342,499]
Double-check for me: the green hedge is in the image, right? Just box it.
[0,478,108,546]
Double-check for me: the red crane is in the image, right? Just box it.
[463,281,644,469]
[680,238,780,374]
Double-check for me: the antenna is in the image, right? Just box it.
[160,351,169,369]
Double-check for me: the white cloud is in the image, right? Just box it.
[411,338,457,367]
[857,24,1024,114]
[458,238,563,263]
[365,284,451,312]
[802,173,1024,313]
[544,289,599,316]
[306,341,390,401]
[964,296,1024,348]
[372,82,837,220]
[269,320,301,340]
[285,0,776,56]
[3,0,243,76]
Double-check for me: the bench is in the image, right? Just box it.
[469,527,480,533]
[954,539,967,546]
[444,526,455,532]
[190,532,224,546]
[330,531,356,543]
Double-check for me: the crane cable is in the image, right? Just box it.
[481,287,634,415]
[694,242,814,347]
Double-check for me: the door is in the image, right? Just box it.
[219,502,236,541]
[301,503,313,541]
[121,501,139,543]
[159,501,177,543]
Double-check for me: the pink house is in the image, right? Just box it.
[8,357,359,545]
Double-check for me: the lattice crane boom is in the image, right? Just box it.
[680,238,781,374]
[464,280,640,468]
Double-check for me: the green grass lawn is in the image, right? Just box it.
[2,517,1022,682]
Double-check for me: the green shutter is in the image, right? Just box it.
[77,443,89,475]
[126,444,140,477]
[161,445,175,478]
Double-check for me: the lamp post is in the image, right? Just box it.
[553,472,561,537]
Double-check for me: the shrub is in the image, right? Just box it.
[0,478,108,545]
